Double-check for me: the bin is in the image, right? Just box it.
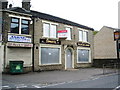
[9,61,24,74]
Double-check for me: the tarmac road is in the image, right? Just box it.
[2,68,119,89]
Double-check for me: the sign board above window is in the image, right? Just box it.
[57,30,67,39]
[7,42,33,47]
[8,35,31,43]
[77,42,90,47]
[40,38,61,45]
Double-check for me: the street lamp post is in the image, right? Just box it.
[114,31,120,63]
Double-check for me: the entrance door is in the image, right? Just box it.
[66,49,72,69]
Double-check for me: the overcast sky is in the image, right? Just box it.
[8,0,119,31]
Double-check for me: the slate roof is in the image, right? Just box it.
[6,7,94,31]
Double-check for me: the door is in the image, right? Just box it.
[66,49,72,69]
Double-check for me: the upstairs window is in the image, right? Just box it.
[79,30,83,41]
[10,18,19,34]
[10,17,30,35]
[21,19,29,34]
[79,30,88,42]
[83,31,88,42]
[43,23,57,38]
[66,27,72,40]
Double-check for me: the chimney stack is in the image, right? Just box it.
[0,0,8,9]
[22,0,31,11]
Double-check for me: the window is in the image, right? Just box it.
[21,19,29,34]
[43,23,57,38]
[10,18,19,34]
[41,47,60,65]
[78,49,89,62]
[10,17,29,35]
[79,30,88,42]
[83,31,88,42]
[79,30,83,41]
[66,27,72,40]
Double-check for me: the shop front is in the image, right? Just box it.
[37,38,63,71]
[76,42,92,68]
[4,34,33,72]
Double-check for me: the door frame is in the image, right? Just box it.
[65,47,74,69]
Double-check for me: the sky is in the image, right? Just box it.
[7,0,119,31]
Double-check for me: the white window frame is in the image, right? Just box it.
[77,47,91,63]
[78,28,88,42]
[42,20,58,38]
[79,30,83,41]
[65,27,72,40]
[39,44,61,65]
[9,14,31,35]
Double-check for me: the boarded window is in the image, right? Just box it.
[78,49,89,62]
[41,47,60,64]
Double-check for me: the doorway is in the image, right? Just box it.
[66,49,73,69]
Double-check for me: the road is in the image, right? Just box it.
[2,68,120,89]
[45,74,119,89]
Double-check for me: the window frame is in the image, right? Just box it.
[21,19,30,35]
[65,27,72,40]
[39,44,61,65]
[9,14,31,35]
[77,47,91,63]
[42,20,58,38]
[10,17,19,34]
[79,30,83,41]
[78,28,88,42]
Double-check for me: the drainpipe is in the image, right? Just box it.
[32,18,35,72]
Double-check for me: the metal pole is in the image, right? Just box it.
[116,40,120,63]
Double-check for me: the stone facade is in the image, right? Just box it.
[1,1,94,73]
[33,19,94,71]
[1,9,33,73]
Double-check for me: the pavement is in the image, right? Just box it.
[1,68,117,89]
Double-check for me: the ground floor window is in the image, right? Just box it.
[78,49,90,63]
[41,47,60,65]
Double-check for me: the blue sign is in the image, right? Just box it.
[8,35,31,43]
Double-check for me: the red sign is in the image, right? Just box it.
[57,30,67,38]
[57,30,67,33]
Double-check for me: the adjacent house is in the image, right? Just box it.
[94,26,119,67]
[0,0,94,73]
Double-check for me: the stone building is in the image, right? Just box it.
[0,0,33,72]
[94,26,119,67]
[0,0,94,72]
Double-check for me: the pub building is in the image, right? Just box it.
[0,0,94,73]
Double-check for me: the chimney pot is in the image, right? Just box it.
[22,0,31,11]
[0,0,8,9]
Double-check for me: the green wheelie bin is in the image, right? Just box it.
[9,61,24,74]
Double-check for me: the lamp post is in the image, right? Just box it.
[114,31,120,63]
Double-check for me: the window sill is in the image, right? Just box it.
[8,33,31,37]
[42,37,59,40]
[39,63,62,66]
[77,62,91,64]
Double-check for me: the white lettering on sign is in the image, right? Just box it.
[8,35,31,43]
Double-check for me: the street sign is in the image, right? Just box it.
[114,31,120,40]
